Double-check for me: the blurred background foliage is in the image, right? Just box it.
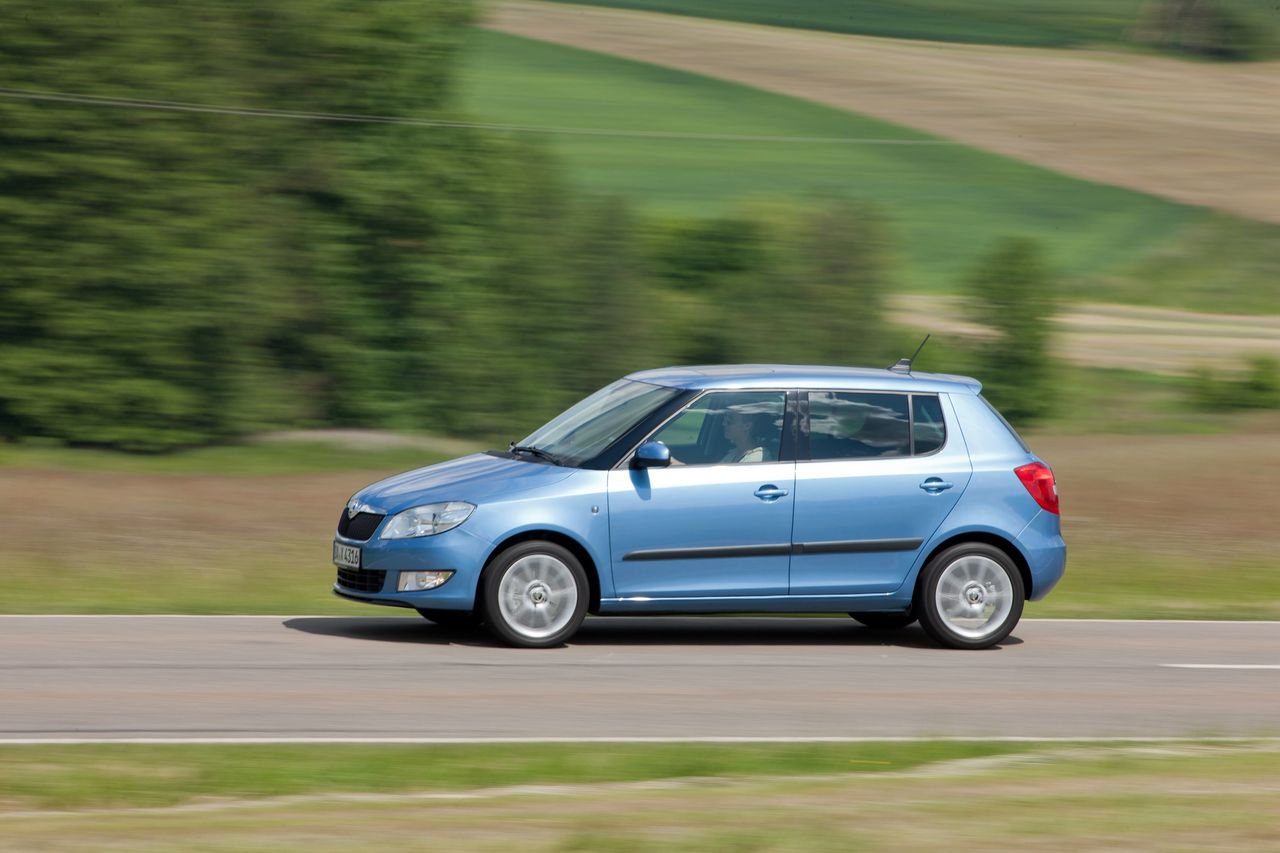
[0,0,913,451]
[0,0,1275,453]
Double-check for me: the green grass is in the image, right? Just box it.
[1082,214,1280,314]
[459,31,1280,310]
[3,744,1277,851]
[548,0,1278,53]
[1033,550,1280,620]
[0,741,1032,811]
[4,547,1276,618]
[910,334,1263,436]
[0,550,373,615]
[0,440,459,476]
[1021,365,1234,437]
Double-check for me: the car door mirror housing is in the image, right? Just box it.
[632,440,671,469]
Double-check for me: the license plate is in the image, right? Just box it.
[332,541,361,569]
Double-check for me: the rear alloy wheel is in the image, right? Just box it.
[482,541,588,648]
[416,609,482,629]
[850,611,917,630]
[918,543,1024,650]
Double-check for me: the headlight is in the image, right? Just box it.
[381,501,475,539]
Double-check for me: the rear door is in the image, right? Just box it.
[789,391,971,595]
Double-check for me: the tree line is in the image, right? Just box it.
[0,0,1053,451]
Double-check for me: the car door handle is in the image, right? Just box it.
[919,478,954,493]
[754,485,789,501]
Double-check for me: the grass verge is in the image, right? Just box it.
[3,549,1273,618]
[0,741,1034,811]
[1031,551,1280,620]
[1,743,1277,851]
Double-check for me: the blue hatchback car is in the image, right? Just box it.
[332,365,1064,649]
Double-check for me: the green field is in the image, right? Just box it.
[3,743,1277,850]
[459,31,1280,310]
[548,0,1277,52]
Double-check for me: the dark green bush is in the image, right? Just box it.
[1135,0,1277,61]
[964,237,1058,428]
[1186,356,1280,410]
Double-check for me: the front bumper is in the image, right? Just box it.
[331,526,490,611]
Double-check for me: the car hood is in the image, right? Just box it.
[352,453,577,515]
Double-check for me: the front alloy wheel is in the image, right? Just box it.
[482,541,588,648]
[918,543,1024,649]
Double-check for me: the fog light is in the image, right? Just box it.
[397,570,454,592]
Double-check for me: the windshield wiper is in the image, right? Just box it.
[508,443,563,466]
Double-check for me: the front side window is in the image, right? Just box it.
[649,391,786,465]
[517,379,682,468]
[808,392,910,459]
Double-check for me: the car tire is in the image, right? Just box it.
[416,609,482,628]
[918,542,1024,650]
[482,541,588,648]
[850,611,917,630]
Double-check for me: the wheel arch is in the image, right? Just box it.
[912,530,1033,603]
[481,529,602,613]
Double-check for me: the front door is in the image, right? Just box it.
[789,391,971,595]
[607,391,794,599]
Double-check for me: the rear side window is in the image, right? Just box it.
[807,392,947,459]
[808,392,910,459]
[912,395,946,455]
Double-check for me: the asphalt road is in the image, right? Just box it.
[2,616,1277,740]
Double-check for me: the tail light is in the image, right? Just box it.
[1015,462,1059,515]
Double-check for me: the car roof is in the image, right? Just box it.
[626,364,982,394]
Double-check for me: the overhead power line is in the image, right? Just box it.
[0,86,957,145]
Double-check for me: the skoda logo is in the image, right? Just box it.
[346,499,361,519]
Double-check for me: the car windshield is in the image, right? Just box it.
[516,379,681,468]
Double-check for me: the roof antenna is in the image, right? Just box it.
[888,334,930,374]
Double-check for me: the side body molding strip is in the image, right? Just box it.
[792,538,923,555]
[622,539,923,562]
[622,544,792,562]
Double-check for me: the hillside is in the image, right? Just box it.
[484,1,1280,226]
[460,29,1280,311]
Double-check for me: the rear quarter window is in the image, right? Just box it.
[912,394,946,455]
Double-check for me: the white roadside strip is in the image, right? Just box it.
[1161,664,1280,670]
[2,736,1279,745]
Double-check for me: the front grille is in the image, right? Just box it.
[337,509,385,541]
[336,567,386,593]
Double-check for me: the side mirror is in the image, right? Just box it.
[632,440,671,469]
